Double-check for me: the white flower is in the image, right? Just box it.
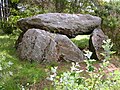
[51,67,58,73]
[76,70,83,73]
[9,71,13,76]
[8,61,13,65]
[84,50,92,59]
[60,77,63,82]
[21,85,25,90]
[0,65,2,71]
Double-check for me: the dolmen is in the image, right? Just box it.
[16,13,107,63]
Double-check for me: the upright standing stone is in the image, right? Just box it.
[89,28,108,60]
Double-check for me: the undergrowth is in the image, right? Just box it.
[0,33,120,90]
[0,34,47,90]
[47,39,120,90]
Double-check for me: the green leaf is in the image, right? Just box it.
[11,0,19,3]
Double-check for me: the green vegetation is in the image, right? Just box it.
[47,39,120,90]
[94,0,120,54]
[0,33,120,89]
[0,34,71,90]
[0,0,120,53]
[71,35,90,50]
[0,34,47,90]
[0,0,120,89]
[1,0,119,53]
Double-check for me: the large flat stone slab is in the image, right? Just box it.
[17,13,101,38]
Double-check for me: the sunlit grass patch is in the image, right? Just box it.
[71,35,90,49]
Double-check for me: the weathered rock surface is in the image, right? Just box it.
[89,28,108,60]
[17,13,101,38]
[17,29,85,63]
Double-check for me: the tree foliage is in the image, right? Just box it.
[10,0,19,3]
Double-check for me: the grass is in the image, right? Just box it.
[0,34,47,89]
[0,33,71,90]
[71,35,90,50]
[0,33,120,90]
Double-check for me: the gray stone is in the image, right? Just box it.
[17,29,85,63]
[17,13,101,38]
[89,28,108,60]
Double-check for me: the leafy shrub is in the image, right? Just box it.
[0,53,13,79]
[47,63,85,90]
[0,15,21,34]
[47,39,120,90]
[0,2,45,34]
[0,53,14,90]
[94,0,120,53]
